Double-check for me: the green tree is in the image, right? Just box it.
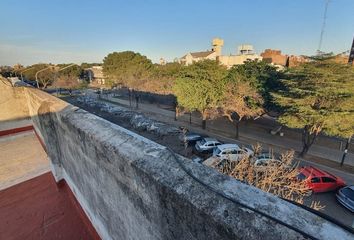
[22,64,56,88]
[273,61,354,156]
[57,64,84,78]
[220,69,264,138]
[173,60,227,129]
[232,60,283,110]
[102,51,153,89]
[145,62,183,94]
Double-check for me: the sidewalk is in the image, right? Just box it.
[100,95,354,173]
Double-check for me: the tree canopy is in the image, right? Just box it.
[219,67,264,138]
[21,64,56,88]
[173,60,227,129]
[273,61,354,155]
[102,51,153,88]
[231,60,283,110]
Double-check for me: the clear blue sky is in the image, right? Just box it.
[0,0,353,66]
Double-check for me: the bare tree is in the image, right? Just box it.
[220,80,264,138]
[211,146,324,211]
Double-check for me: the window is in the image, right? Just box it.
[297,173,306,180]
[322,177,336,183]
[311,177,320,183]
[341,188,354,200]
[231,150,238,154]
[214,148,221,155]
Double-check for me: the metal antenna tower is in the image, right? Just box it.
[317,0,330,54]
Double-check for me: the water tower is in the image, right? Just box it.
[212,38,224,56]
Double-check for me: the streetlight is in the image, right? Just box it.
[20,67,35,81]
[35,65,53,88]
[54,63,79,95]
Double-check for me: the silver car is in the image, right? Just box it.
[336,185,354,212]
[195,137,222,153]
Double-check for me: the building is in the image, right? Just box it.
[218,44,262,68]
[261,49,288,66]
[179,38,223,65]
[261,49,309,68]
[179,38,262,68]
[86,66,105,85]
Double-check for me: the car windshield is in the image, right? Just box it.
[342,188,354,200]
[200,139,206,145]
[214,148,221,155]
[297,173,307,180]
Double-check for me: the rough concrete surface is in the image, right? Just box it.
[0,131,50,190]
[0,79,30,126]
[1,80,353,240]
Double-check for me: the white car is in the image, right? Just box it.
[212,144,254,161]
[195,137,222,153]
[254,153,281,166]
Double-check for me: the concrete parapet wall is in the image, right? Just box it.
[0,79,31,131]
[1,81,352,240]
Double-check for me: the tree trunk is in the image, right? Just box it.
[128,89,132,108]
[202,111,207,129]
[135,96,139,109]
[174,106,178,121]
[299,125,318,157]
[189,112,192,124]
[235,121,240,139]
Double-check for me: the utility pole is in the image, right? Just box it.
[340,136,352,167]
[348,36,354,65]
[317,0,330,54]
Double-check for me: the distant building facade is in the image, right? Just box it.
[86,66,105,85]
[179,38,262,68]
[179,38,223,65]
[261,49,309,67]
[218,44,262,68]
[261,49,288,66]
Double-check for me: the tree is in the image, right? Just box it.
[212,146,323,210]
[273,61,354,156]
[0,66,13,78]
[52,64,85,89]
[173,60,227,129]
[220,69,264,138]
[102,51,153,89]
[144,62,183,94]
[52,75,80,89]
[231,60,283,110]
[56,64,84,78]
[21,64,56,88]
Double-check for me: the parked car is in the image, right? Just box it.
[297,166,346,193]
[336,185,354,212]
[195,137,222,153]
[212,144,253,161]
[254,154,282,166]
[179,132,206,146]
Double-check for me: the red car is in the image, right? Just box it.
[298,166,346,193]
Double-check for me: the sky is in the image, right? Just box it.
[0,0,353,66]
